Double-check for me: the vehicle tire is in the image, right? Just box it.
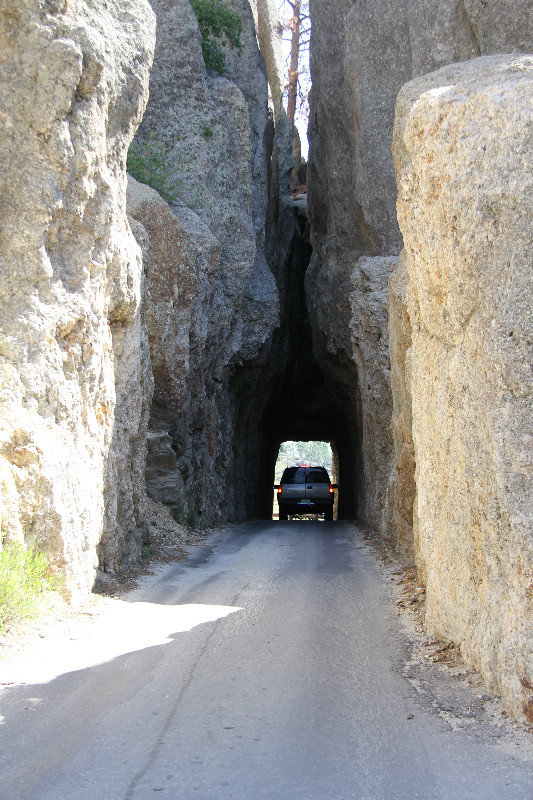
[324,508,334,522]
[279,511,288,521]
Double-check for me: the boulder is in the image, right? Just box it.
[145,430,186,507]
[393,55,533,720]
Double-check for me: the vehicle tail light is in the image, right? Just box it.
[329,485,334,494]
[277,486,282,495]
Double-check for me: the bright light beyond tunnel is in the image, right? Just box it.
[275,441,332,480]
[273,441,333,519]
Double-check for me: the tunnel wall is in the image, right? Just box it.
[306,0,399,534]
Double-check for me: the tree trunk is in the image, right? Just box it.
[287,0,301,129]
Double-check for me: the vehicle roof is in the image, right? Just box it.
[281,465,330,476]
[282,465,328,470]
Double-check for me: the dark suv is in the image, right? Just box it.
[277,466,334,521]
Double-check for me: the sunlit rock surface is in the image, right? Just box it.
[393,55,533,721]
[250,0,286,121]
[0,0,155,598]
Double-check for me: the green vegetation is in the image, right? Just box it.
[170,503,199,530]
[202,125,214,139]
[141,544,154,560]
[190,0,243,75]
[274,441,333,484]
[170,504,184,523]
[126,134,181,204]
[186,508,199,529]
[0,540,58,636]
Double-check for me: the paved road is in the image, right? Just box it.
[1,521,532,799]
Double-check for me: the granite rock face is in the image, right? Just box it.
[341,0,533,259]
[307,0,399,531]
[308,0,533,542]
[128,0,282,524]
[0,0,155,598]
[393,55,533,720]
[305,250,395,527]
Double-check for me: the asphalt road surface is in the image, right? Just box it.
[1,521,532,800]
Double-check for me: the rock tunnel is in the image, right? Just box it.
[229,203,364,523]
[121,0,375,537]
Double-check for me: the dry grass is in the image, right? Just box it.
[0,540,58,636]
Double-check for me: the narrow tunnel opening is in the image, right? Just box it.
[272,440,334,519]
[134,0,366,530]
[230,200,365,524]
[137,0,368,531]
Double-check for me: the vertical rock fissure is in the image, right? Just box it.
[229,198,364,521]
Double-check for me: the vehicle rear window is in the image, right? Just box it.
[281,467,307,484]
[306,469,329,484]
[281,467,330,484]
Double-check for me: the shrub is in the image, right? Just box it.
[141,545,154,560]
[0,540,58,636]
[186,508,199,529]
[190,0,243,75]
[202,125,214,139]
[126,134,181,204]
[170,505,184,523]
